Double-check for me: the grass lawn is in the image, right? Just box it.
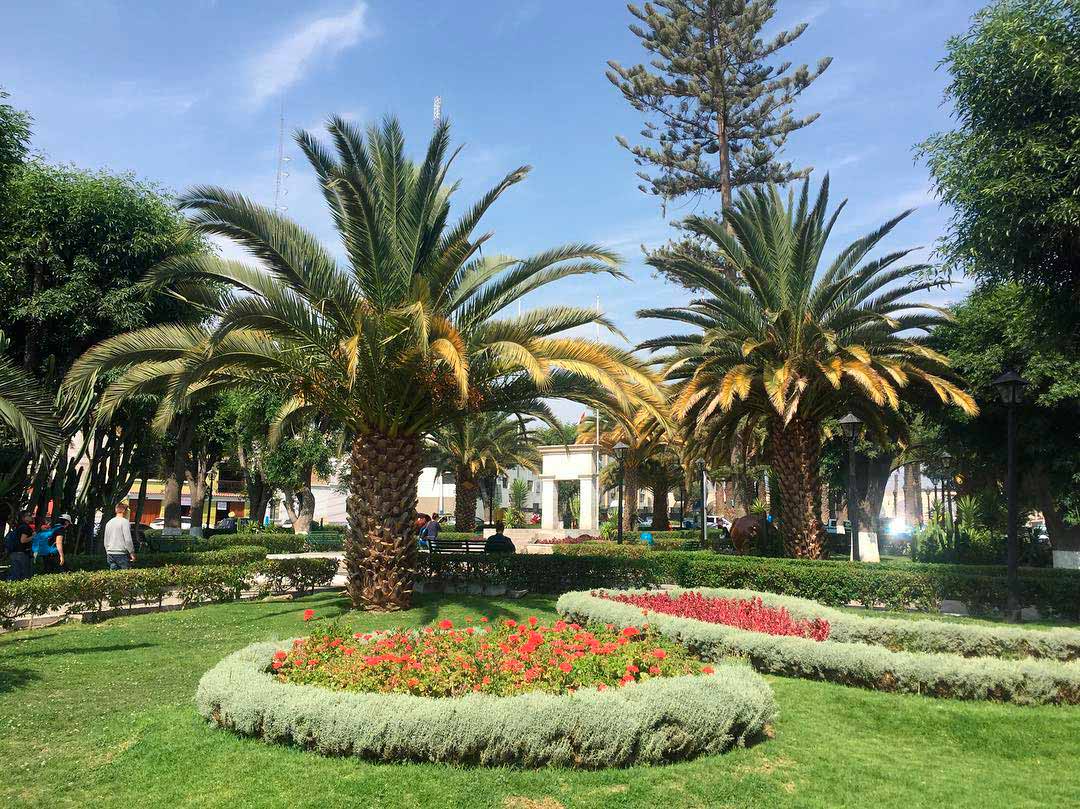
[2,592,1078,809]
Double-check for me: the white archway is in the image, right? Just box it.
[538,444,599,531]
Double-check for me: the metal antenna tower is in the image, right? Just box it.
[273,95,290,213]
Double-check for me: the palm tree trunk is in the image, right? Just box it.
[651,478,670,530]
[346,431,422,611]
[453,465,479,532]
[769,418,824,558]
[622,465,639,533]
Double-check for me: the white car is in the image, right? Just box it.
[149,518,192,530]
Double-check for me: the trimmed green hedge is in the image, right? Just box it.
[0,558,338,627]
[196,639,777,768]
[418,551,1080,620]
[204,534,306,554]
[685,587,1080,661]
[557,589,1080,706]
[63,545,268,571]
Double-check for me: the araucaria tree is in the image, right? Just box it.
[68,117,662,610]
[608,0,831,213]
[641,178,977,558]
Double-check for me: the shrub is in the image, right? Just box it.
[276,614,709,696]
[692,587,1080,661]
[543,548,1080,620]
[600,591,831,641]
[197,639,777,768]
[63,546,268,571]
[0,558,338,627]
[204,533,305,554]
[558,589,1080,706]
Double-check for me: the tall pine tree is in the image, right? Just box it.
[608,1,831,216]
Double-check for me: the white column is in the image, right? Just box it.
[540,476,558,530]
[578,474,597,531]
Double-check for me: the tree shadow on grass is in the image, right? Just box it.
[3,641,157,660]
[0,665,41,694]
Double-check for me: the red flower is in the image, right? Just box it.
[559,662,573,673]
[273,650,288,661]
[438,619,454,630]
[702,665,714,674]
[271,661,283,670]
[596,683,607,691]
[480,617,489,623]
[622,626,639,637]
[527,616,538,626]
[625,664,639,674]
[302,609,315,622]
[648,665,661,675]
[406,677,420,688]
[504,619,517,628]
[651,648,667,660]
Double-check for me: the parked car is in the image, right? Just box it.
[149,518,192,531]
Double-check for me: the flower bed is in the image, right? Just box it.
[557,588,1080,705]
[275,613,709,696]
[197,612,778,768]
[696,587,1080,661]
[532,535,602,545]
[599,591,831,641]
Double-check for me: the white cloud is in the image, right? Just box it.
[248,2,370,107]
[99,81,201,117]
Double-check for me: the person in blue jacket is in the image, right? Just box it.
[32,514,69,573]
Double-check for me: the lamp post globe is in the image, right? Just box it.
[838,413,862,561]
[613,442,629,544]
[993,369,1028,621]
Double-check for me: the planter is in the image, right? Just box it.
[196,639,777,768]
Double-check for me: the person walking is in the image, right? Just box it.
[5,509,35,581]
[103,503,136,570]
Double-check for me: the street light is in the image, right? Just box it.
[204,468,217,532]
[993,369,1028,621]
[695,458,707,548]
[839,413,863,562]
[613,442,629,544]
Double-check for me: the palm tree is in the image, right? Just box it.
[576,409,668,533]
[641,178,977,558]
[66,116,663,609]
[426,413,539,532]
[0,330,61,454]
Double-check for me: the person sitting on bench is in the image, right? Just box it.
[484,521,515,554]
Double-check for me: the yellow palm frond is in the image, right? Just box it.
[719,364,754,410]
[816,356,843,388]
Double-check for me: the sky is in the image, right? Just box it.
[1,0,986,422]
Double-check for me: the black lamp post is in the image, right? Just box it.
[993,369,1028,621]
[614,441,629,544]
[696,458,707,547]
[204,468,217,532]
[839,413,863,562]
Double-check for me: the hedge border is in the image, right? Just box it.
[556,589,1080,706]
[195,639,777,768]
[691,587,1080,661]
[63,545,268,571]
[0,558,338,627]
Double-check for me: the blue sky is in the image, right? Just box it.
[3,0,984,420]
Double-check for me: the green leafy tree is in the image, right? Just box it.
[641,179,978,558]
[608,1,831,222]
[0,88,30,192]
[927,283,1080,556]
[66,117,663,610]
[918,0,1080,296]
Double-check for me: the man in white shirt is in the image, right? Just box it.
[103,503,136,570]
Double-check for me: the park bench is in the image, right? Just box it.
[425,536,488,554]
